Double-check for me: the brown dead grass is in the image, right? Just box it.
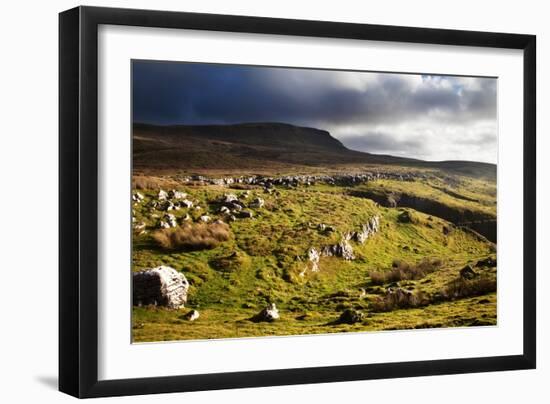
[132,175,179,190]
[152,222,231,251]
[371,289,426,312]
[369,259,441,285]
[443,276,496,300]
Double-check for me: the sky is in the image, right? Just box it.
[133,60,497,164]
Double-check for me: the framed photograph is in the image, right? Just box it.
[59,6,536,398]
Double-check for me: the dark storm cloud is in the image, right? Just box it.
[132,61,497,162]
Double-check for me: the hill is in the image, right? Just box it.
[133,122,496,179]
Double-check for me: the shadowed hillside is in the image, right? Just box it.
[133,123,496,180]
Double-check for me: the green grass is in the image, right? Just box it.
[131,171,497,342]
[347,176,496,217]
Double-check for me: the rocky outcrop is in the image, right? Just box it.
[307,247,320,272]
[303,216,380,268]
[352,216,380,244]
[351,189,496,242]
[133,266,189,308]
[322,239,355,261]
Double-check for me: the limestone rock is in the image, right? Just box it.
[179,199,194,209]
[307,247,320,272]
[183,309,200,321]
[158,189,168,201]
[354,215,380,244]
[322,239,355,260]
[249,197,265,208]
[168,189,187,199]
[133,266,189,309]
[164,213,177,227]
[223,193,239,204]
[132,192,144,202]
[252,303,279,322]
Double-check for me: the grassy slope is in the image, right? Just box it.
[131,174,496,342]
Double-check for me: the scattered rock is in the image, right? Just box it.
[249,197,265,208]
[158,189,168,201]
[168,190,187,199]
[228,202,243,211]
[223,193,239,204]
[180,199,194,208]
[160,201,177,211]
[219,206,231,214]
[337,309,363,324]
[132,192,144,202]
[133,266,189,308]
[228,214,237,222]
[133,222,146,231]
[199,215,211,223]
[252,303,279,322]
[317,223,327,231]
[238,210,254,219]
[183,309,200,321]
[163,213,177,227]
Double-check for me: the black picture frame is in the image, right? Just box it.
[59,5,536,398]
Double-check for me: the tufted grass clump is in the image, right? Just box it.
[152,222,231,251]
[369,258,441,285]
[443,275,496,300]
